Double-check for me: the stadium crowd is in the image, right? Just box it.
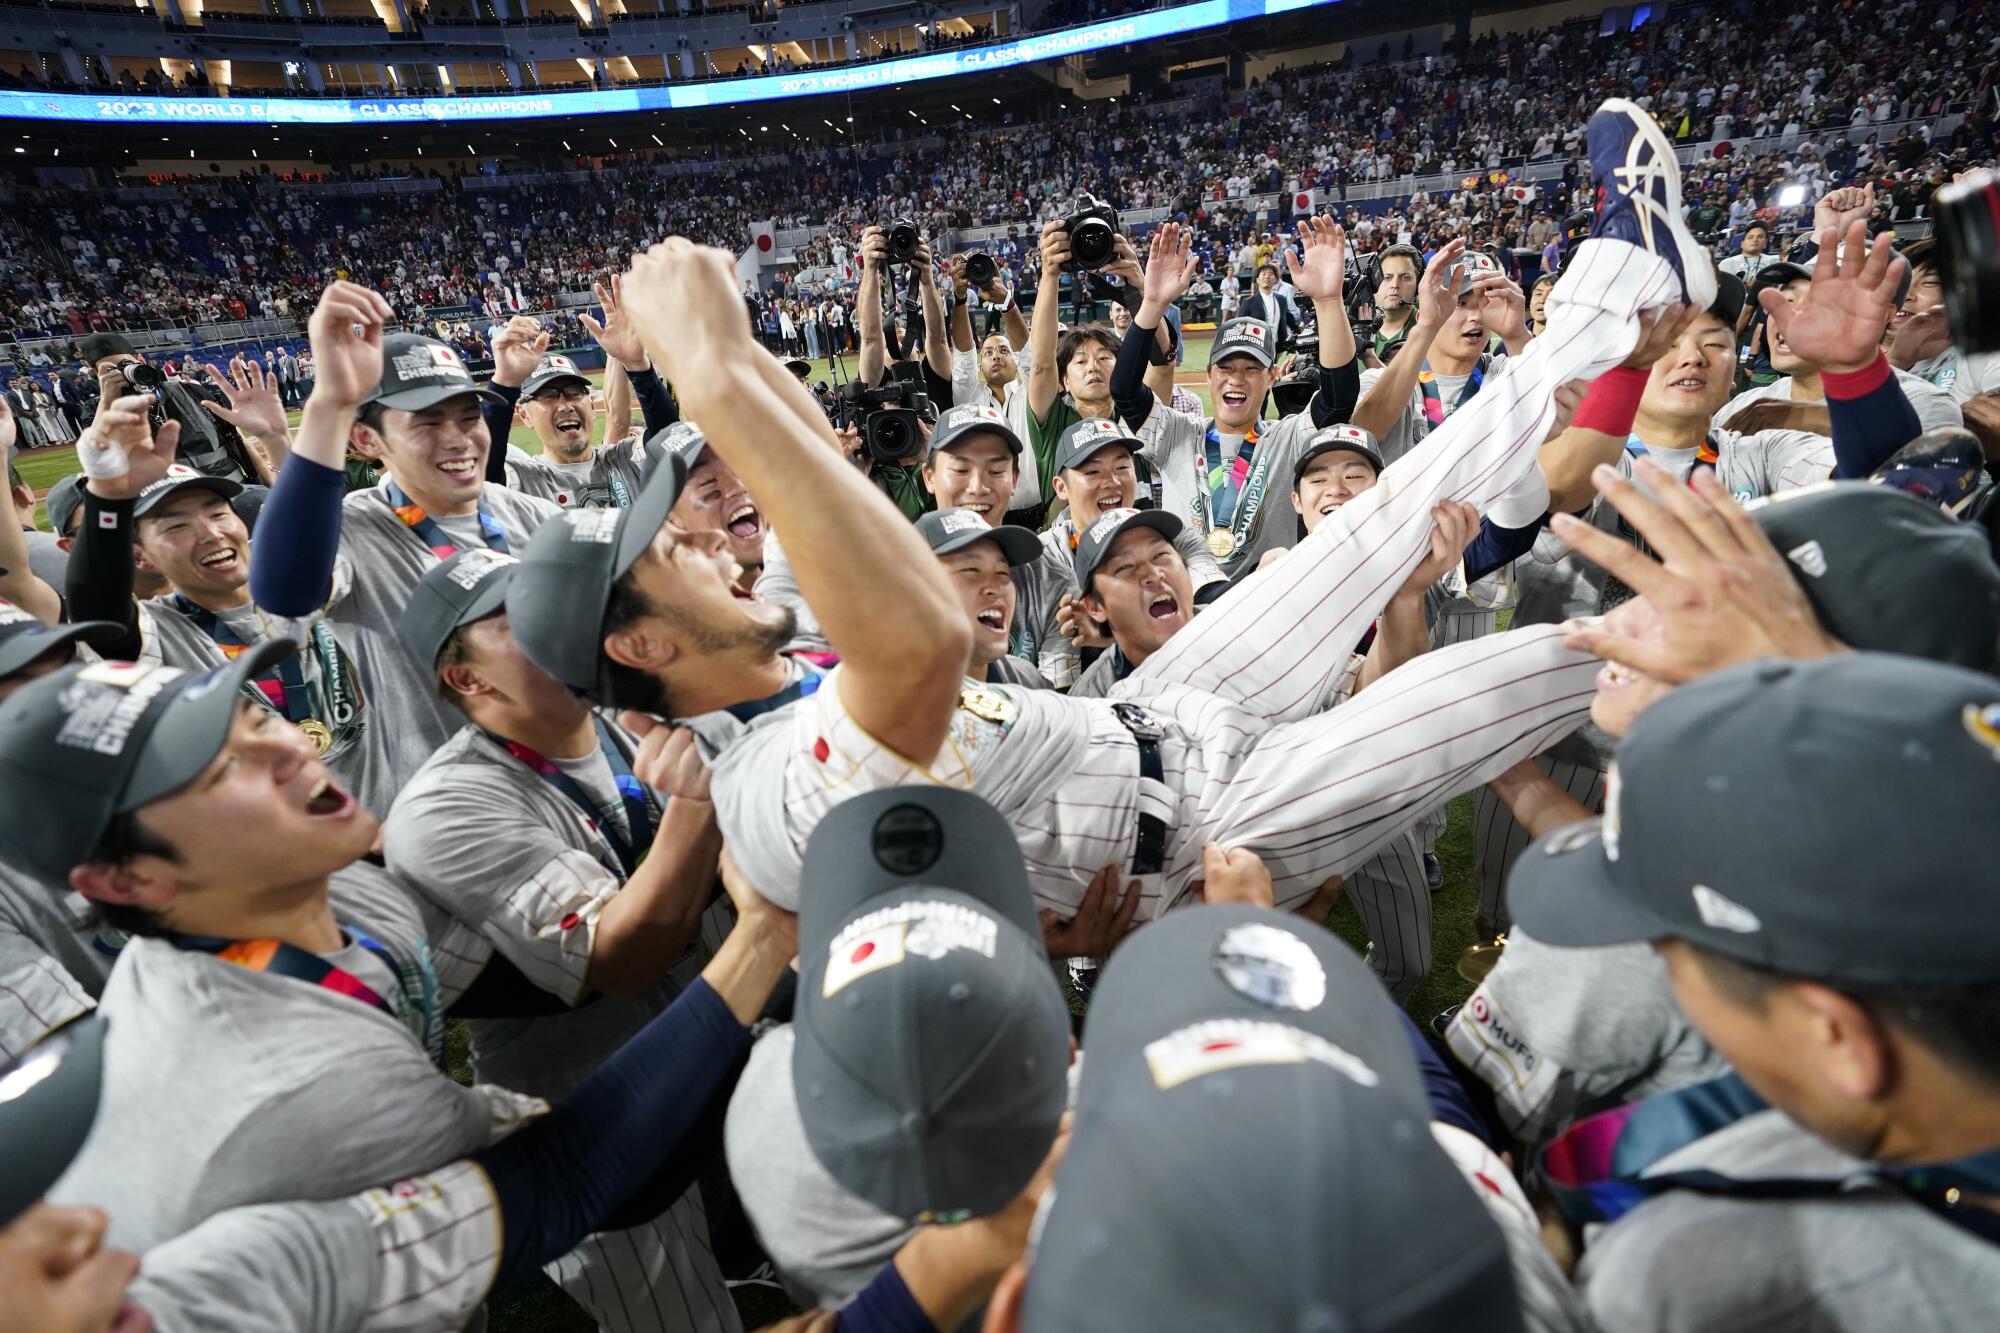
[3,4,2000,1329]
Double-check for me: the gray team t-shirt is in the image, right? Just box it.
[1131,403,1327,578]
[324,483,559,815]
[505,436,658,510]
[1356,354,1509,467]
[383,724,683,1100]
[0,863,120,1055]
[49,862,542,1252]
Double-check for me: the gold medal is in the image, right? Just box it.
[1205,529,1238,559]
[297,718,334,755]
[1455,935,1508,985]
[958,685,1018,726]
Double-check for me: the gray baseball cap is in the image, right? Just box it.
[1450,249,1503,297]
[1293,424,1385,486]
[926,403,1023,461]
[44,474,86,540]
[793,787,1069,1222]
[396,549,518,671]
[0,1014,105,1228]
[1073,506,1183,596]
[1053,417,1142,474]
[650,421,711,471]
[1024,906,1524,1332]
[914,508,1041,566]
[1511,654,2000,986]
[519,353,592,399]
[0,598,121,679]
[132,463,245,518]
[508,450,688,693]
[365,333,504,413]
[1744,481,2000,673]
[1206,317,1277,369]
[0,644,298,885]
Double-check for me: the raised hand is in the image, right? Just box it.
[1551,458,1846,682]
[1400,500,1480,596]
[1617,303,1694,371]
[305,280,392,413]
[718,847,799,952]
[1282,215,1349,306]
[1139,223,1197,311]
[79,394,181,500]
[489,314,551,389]
[1756,220,1904,374]
[201,357,288,443]
[1888,305,1953,370]
[1039,864,1142,959]
[948,253,971,298]
[580,274,650,371]
[1056,589,1112,650]
[1812,183,1875,239]
[627,719,711,802]
[622,239,757,396]
[1038,218,1072,279]
[1415,237,1467,332]
[1474,273,1530,346]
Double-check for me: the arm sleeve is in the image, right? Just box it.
[627,365,681,436]
[1461,514,1553,586]
[482,381,521,485]
[836,1261,940,1333]
[248,453,346,617]
[1822,354,1922,479]
[65,491,144,660]
[473,977,751,1289]
[1110,319,1159,430]
[1306,356,1363,430]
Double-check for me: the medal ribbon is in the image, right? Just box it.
[170,927,438,1053]
[1192,420,1277,556]
[1624,433,1721,474]
[1417,355,1488,426]
[1201,420,1260,529]
[487,716,660,878]
[382,478,511,558]
[166,597,363,747]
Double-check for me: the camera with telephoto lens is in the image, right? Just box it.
[964,252,997,288]
[116,360,170,413]
[1934,170,2000,354]
[884,219,922,264]
[1063,196,1122,272]
[839,379,934,465]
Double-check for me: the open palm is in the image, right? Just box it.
[1283,215,1348,304]
[1759,221,1903,374]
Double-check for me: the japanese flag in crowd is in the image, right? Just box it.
[749,220,777,255]
[1293,187,1322,213]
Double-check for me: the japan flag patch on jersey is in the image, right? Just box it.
[822,923,907,998]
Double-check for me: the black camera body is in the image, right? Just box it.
[964,252,997,288]
[840,378,934,465]
[885,219,922,264]
[1936,170,2000,354]
[1063,196,1122,272]
[116,360,170,416]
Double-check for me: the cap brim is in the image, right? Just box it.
[1207,342,1274,369]
[121,637,301,813]
[371,384,506,412]
[612,448,689,585]
[521,372,593,398]
[1057,435,1138,474]
[0,1015,105,1228]
[0,621,122,679]
[932,523,1042,567]
[133,473,245,517]
[1505,819,1684,950]
[396,561,516,669]
[930,420,1025,460]
[1294,441,1383,486]
[1081,510,1185,585]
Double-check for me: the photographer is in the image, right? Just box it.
[947,253,1036,519]
[856,223,953,402]
[79,333,262,485]
[1108,217,1362,577]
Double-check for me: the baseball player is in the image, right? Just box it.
[0,602,126,1058]
[383,549,738,1333]
[0,850,795,1333]
[1470,228,1911,939]
[1446,474,2000,1146]
[1019,417,1225,690]
[912,507,1050,688]
[506,98,1715,923]
[247,286,562,815]
[653,423,767,594]
[503,354,663,510]
[1106,217,1362,580]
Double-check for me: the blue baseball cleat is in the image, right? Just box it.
[1587,99,1716,310]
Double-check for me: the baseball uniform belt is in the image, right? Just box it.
[1111,703,1168,875]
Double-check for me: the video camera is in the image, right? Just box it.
[1270,325,1321,418]
[1935,170,2000,354]
[838,377,934,465]
[1063,196,1121,272]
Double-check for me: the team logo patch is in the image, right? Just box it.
[1444,990,1556,1117]
[562,508,620,545]
[871,803,945,877]
[822,922,907,997]
[822,899,998,997]
[56,664,179,756]
[1785,540,1828,578]
[1691,884,1762,934]
[938,509,985,535]
[536,355,577,376]
[1087,508,1137,544]
[1212,923,1326,1012]
[1144,1019,1378,1092]
[1961,703,2000,760]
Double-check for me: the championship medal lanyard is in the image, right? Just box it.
[171,929,439,1051]
[169,597,358,753]
[383,478,512,557]
[487,716,660,878]
[1195,419,1270,556]
[1416,356,1488,426]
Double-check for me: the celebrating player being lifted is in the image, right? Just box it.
[504,101,1712,921]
